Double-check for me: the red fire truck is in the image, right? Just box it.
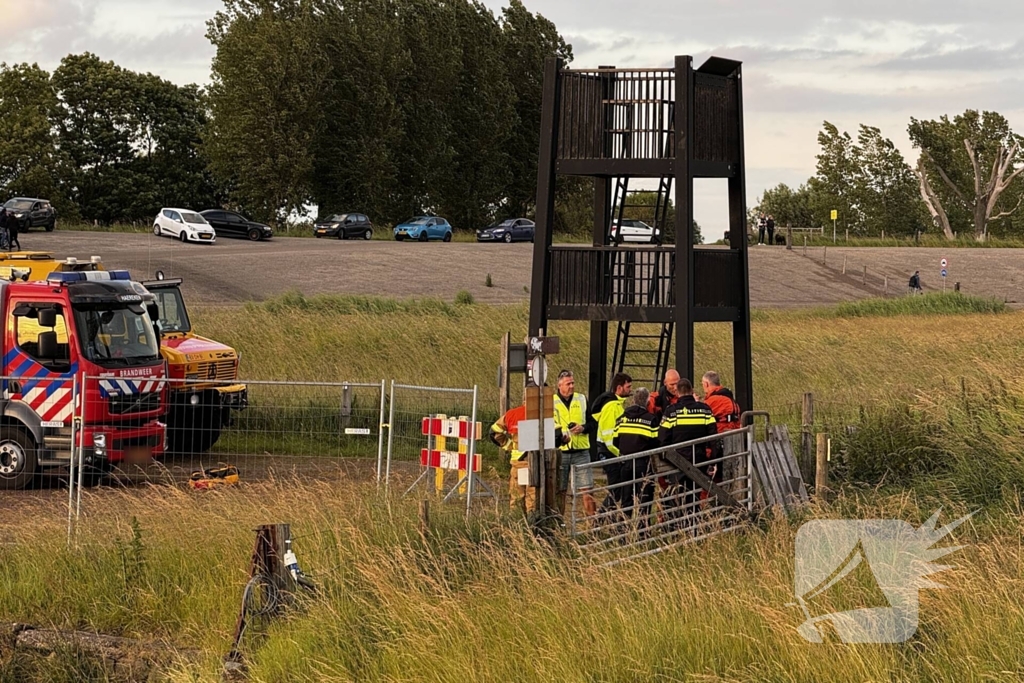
[0,270,167,489]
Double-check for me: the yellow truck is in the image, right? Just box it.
[0,252,247,453]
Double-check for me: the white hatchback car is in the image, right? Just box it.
[610,219,660,244]
[153,208,217,244]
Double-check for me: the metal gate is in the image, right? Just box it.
[567,426,754,565]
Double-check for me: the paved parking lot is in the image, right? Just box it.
[15,230,1024,307]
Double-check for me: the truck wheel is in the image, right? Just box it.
[167,396,223,455]
[0,427,38,490]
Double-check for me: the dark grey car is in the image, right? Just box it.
[4,197,56,231]
[314,213,373,240]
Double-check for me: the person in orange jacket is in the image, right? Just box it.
[700,371,741,434]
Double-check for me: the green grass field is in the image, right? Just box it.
[2,293,1023,681]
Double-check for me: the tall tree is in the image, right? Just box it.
[437,0,514,230]
[813,121,861,232]
[854,125,924,237]
[205,0,331,224]
[500,0,572,218]
[909,110,1024,240]
[0,63,72,217]
[312,0,407,223]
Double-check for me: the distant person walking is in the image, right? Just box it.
[767,215,776,246]
[7,212,20,251]
[0,209,8,251]
[908,270,922,295]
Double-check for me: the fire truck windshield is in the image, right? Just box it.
[74,305,160,366]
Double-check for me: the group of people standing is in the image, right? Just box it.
[0,209,22,251]
[491,367,743,523]
[756,214,776,246]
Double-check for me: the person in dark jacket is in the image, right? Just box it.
[657,378,718,517]
[908,270,922,294]
[7,213,20,251]
[612,387,660,519]
[647,368,684,416]
[766,215,776,246]
[0,209,8,250]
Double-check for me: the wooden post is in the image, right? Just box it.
[842,255,847,274]
[822,246,827,266]
[803,235,807,255]
[498,331,510,416]
[786,225,792,250]
[845,229,848,242]
[881,229,885,240]
[862,265,867,285]
[419,500,430,535]
[815,433,829,497]
[801,392,814,482]
[884,276,888,296]
[340,384,352,428]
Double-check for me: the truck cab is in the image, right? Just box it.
[0,270,166,489]
[143,276,246,454]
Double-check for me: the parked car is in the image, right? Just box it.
[314,213,373,240]
[153,208,216,244]
[393,216,452,242]
[476,218,535,243]
[3,197,56,231]
[611,219,660,244]
[200,209,272,241]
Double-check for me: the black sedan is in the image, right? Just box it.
[314,213,373,240]
[476,218,535,243]
[200,210,273,241]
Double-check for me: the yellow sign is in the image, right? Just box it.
[830,210,838,221]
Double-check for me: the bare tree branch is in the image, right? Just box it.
[927,150,969,204]
[916,156,955,240]
[990,190,1024,222]
[966,139,983,200]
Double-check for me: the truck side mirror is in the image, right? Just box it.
[38,308,57,328]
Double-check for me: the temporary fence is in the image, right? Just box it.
[383,382,488,512]
[566,426,754,566]
[72,376,389,487]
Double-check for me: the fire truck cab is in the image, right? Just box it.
[0,270,167,489]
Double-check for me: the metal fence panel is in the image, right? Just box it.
[384,382,484,502]
[566,426,754,566]
[79,375,386,485]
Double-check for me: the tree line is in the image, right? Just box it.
[0,0,578,232]
[756,111,1024,241]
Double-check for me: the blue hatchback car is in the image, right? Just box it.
[393,216,453,242]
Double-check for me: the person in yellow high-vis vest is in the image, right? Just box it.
[591,373,632,513]
[553,369,596,516]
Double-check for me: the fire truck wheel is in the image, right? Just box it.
[0,427,37,490]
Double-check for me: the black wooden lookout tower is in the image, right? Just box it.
[529,55,753,411]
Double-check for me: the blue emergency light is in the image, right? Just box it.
[46,270,132,283]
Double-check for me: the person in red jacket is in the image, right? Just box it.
[700,371,741,434]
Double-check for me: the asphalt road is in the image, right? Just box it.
[14,230,1024,307]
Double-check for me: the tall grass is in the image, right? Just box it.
[1,481,1020,681]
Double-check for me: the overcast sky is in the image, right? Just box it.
[3,0,1022,234]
